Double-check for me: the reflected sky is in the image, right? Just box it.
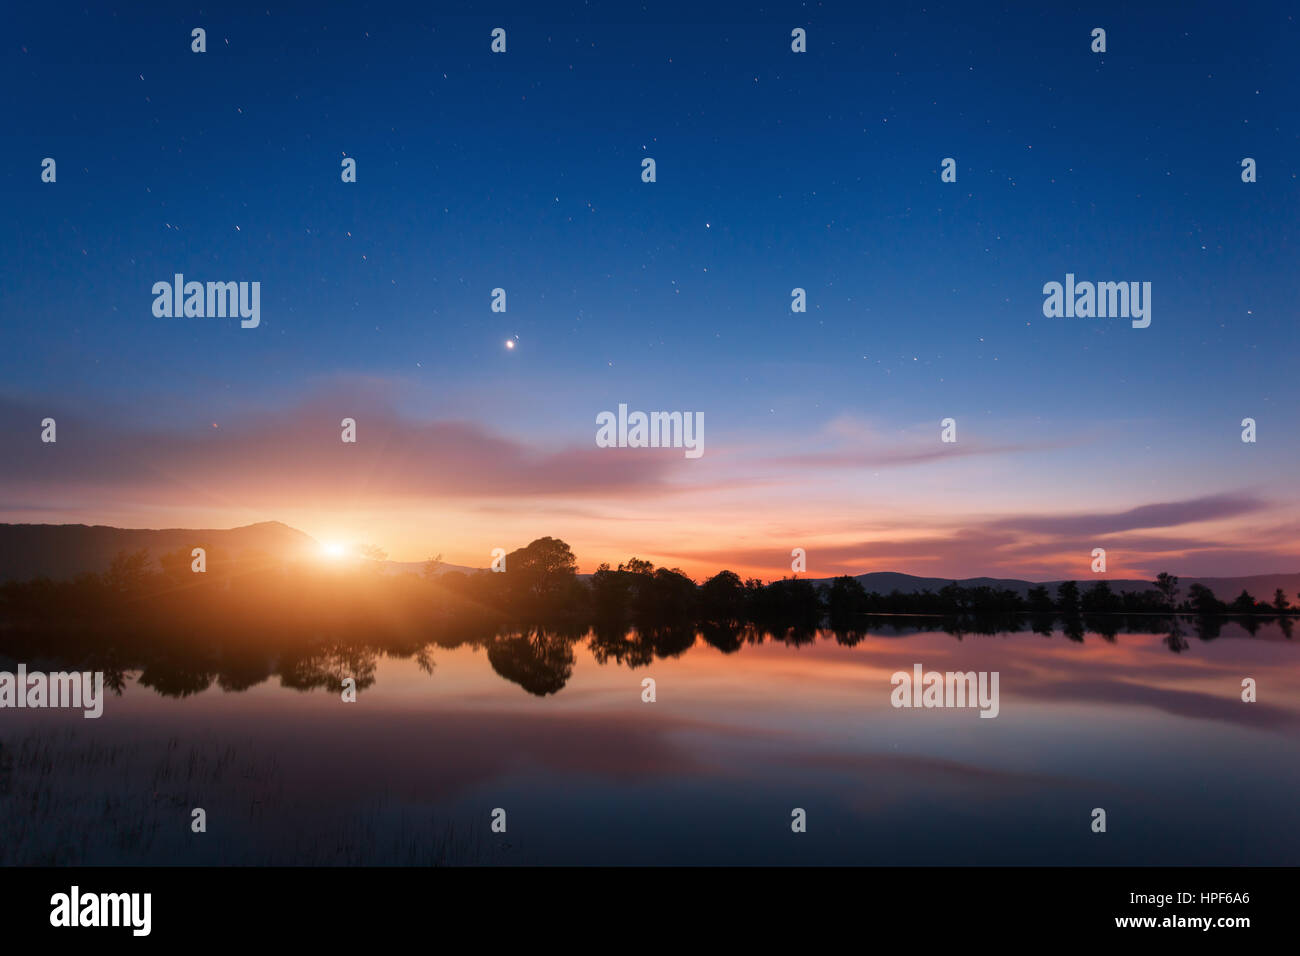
[2,622,1296,865]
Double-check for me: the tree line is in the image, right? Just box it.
[1,537,1294,632]
[0,539,1291,697]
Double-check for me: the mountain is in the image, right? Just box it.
[2,522,1297,601]
[808,571,1300,602]
[378,559,486,577]
[0,521,319,582]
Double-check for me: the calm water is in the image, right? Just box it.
[2,621,1297,865]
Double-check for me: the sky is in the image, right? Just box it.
[2,1,1298,581]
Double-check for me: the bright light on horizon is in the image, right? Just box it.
[320,541,349,559]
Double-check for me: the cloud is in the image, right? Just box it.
[755,414,1075,470]
[762,442,1034,469]
[658,529,1025,578]
[0,394,698,507]
[653,495,1291,579]
[3,390,1292,579]
[990,494,1268,537]
[1018,679,1300,732]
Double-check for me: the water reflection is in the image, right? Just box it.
[2,617,1296,866]
[0,613,1291,700]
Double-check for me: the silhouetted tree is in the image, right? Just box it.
[1081,580,1121,614]
[636,567,697,624]
[825,575,869,628]
[1230,589,1260,615]
[590,562,633,623]
[1187,583,1224,615]
[1155,572,1180,610]
[1056,581,1080,617]
[700,570,747,624]
[104,549,153,595]
[500,537,582,619]
[1027,585,1054,616]
[748,577,821,628]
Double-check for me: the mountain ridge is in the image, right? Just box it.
[0,521,319,581]
[822,571,1300,602]
[1,522,1297,599]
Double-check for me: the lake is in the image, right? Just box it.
[2,619,1296,865]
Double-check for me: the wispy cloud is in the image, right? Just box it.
[0,394,695,506]
[757,415,1072,470]
[989,494,1269,537]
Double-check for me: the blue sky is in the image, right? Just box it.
[2,1,1297,578]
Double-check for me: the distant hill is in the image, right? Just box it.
[2,522,1297,601]
[379,560,486,577]
[0,521,319,582]
[807,571,1300,603]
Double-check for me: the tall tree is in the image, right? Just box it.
[1154,572,1180,610]
[1056,580,1080,616]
